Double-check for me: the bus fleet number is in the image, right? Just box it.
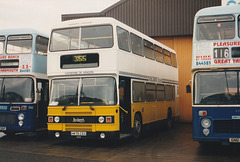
[214,48,229,58]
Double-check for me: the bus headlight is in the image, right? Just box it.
[98,116,104,123]
[18,113,24,121]
[201,118,211,128]
[54,116,60,123]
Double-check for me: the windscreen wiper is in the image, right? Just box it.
[62,105,67,111]
[89,105,94,111]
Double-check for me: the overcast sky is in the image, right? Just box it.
[0,0,119,35]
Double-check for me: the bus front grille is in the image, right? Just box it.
[65,112,92,115]
[213,120,240,134]
[0,113,16,125]
[65,124,92,131]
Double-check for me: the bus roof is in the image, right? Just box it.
[0,28,48,37]
[195,5,240,17]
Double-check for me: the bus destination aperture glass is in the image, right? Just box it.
[60,53,99,69]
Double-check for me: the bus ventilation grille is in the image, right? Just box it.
[0,113,16,125]
[213,120,240,134]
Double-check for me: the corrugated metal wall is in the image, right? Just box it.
[104,0,220,37]
[63,0,221,37]
[155,36,193,122]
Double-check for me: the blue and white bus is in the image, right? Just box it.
[191,5,240,145]
[0,29,49,136]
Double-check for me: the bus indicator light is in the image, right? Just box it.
[48,116,53,122]
[106,117,112,123]
[199,111,207,116]
[21,106,27,110]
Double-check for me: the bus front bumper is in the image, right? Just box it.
[48,130,120,140]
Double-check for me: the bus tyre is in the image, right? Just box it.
[132,114,142,140]
[167,109,173,129]
[4,132,15,137]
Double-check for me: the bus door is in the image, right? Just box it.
[36,79,49,129]
[119,77,131,133]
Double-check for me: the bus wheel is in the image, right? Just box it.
[167,109,173,129]
[4,132,15,137]
[132,114,142,140]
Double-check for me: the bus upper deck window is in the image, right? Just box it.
[197,15,235,40]
[238,15,240,37]
[117,26,130,52]
[50,28,80,51]
[0,36,5,54]
[80,25,113,49]
[6,35,33,54]
[130,33,143,56]
[36,36,48,55]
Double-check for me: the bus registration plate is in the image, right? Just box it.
[71,131,87,136]
[0,127,6,131]
[229,138,240,143]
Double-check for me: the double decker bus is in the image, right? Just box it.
[0,29,49,136]
[47,17,179,140]
[191,5,240,145]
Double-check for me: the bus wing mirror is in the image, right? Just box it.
[119,80,125,88]
[186,85,191,93]
[37,82,42,93]
[186,80,191,93]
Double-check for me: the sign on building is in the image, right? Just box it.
[222,0,240,5]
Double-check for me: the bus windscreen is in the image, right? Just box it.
[50,25,113,51]
[196,15,235,40]
[0,78,34,103]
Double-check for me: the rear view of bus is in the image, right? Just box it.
[0,29,49,136]
[191,6,240,145]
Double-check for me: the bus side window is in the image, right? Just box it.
[117,27,130,52]
[37,80,49,102]
[37,82,42,101]
[155,45,164,63]
[144,39,154,60]
[156,84,165,101]
[146,83,155,102]
[36,36,48,55]
[132,81,145,102]
[238,15,240,37]
[163,49,171,66]
[165,85,173,101]
[171,53,177,68]
[130,33,143,56]
[173,85,176,100]
[0,36,5,54]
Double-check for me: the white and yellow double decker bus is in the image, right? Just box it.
[47,17,179,140]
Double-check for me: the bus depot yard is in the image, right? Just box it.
[0,4,240,161]
[1,123,240,161]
